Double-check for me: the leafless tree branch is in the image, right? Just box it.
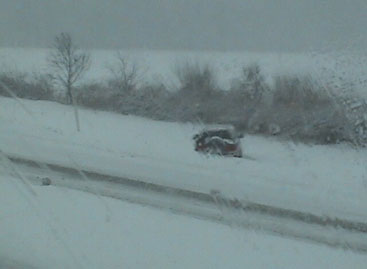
[48,33,91,131]
[48,32,90,105]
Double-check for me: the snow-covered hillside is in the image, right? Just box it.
[1,97,367,222]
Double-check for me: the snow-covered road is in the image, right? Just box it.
[3,171,367,269]
[4,154,367,254]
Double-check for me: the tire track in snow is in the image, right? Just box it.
[6,155,367,254]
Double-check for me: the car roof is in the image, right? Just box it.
[199,128,235,138]
[201,124,235,132]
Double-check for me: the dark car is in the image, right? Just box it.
[193,128,243,158]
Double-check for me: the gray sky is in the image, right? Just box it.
[1,0,367,52]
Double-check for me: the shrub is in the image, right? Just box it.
[107,53,140,94]
[225,64,270,130]
[0,71,27,97]
[133,83,170,119]
[241,74,361,145]
[0,71,54,100]
[170,62,223,122]
[272,75,332,109]
[230,63,269,105]
[174,62,217,96]
[116,82,169,117]
[76,81,171,120]
[28,72,55,100]
[76,83,121,111]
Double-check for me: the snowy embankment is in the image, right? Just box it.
[1,97,367,223]
[2,174,367,269]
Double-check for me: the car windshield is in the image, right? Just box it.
[2,1,367,268]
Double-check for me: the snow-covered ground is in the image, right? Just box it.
[1,97,367,223]
[2,174,367,269]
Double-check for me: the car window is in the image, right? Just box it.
[1,1,367,268]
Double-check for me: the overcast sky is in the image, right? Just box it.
[1,0,367,52]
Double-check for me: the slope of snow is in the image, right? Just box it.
[1,174,367,269]
[1,97,367,223]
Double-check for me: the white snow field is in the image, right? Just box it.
[2,174,367,269]
[1,97,367,223]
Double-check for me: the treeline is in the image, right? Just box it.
[1,52,367,147]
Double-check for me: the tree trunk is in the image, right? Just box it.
[67,86,73,105]
[69,85,80,132]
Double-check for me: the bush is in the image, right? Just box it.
[107,53,140,94]
[239,74,361,145]
[333,96,367,146]
[272,75,331,109]
[76,83,121,111]
[174,62,218,96]
[225,64,270,129]
[230,63,269,105]
[76,81,171,120]
[170,62,223,122]
[116,83,170,117]
[0,71,26,97]
[133,83,170,119]
[28,73,55,100]
[0,71,54,100]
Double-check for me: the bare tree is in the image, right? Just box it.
[238,63,268,104]
[48,32,91,131]
[107,52,139,93]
